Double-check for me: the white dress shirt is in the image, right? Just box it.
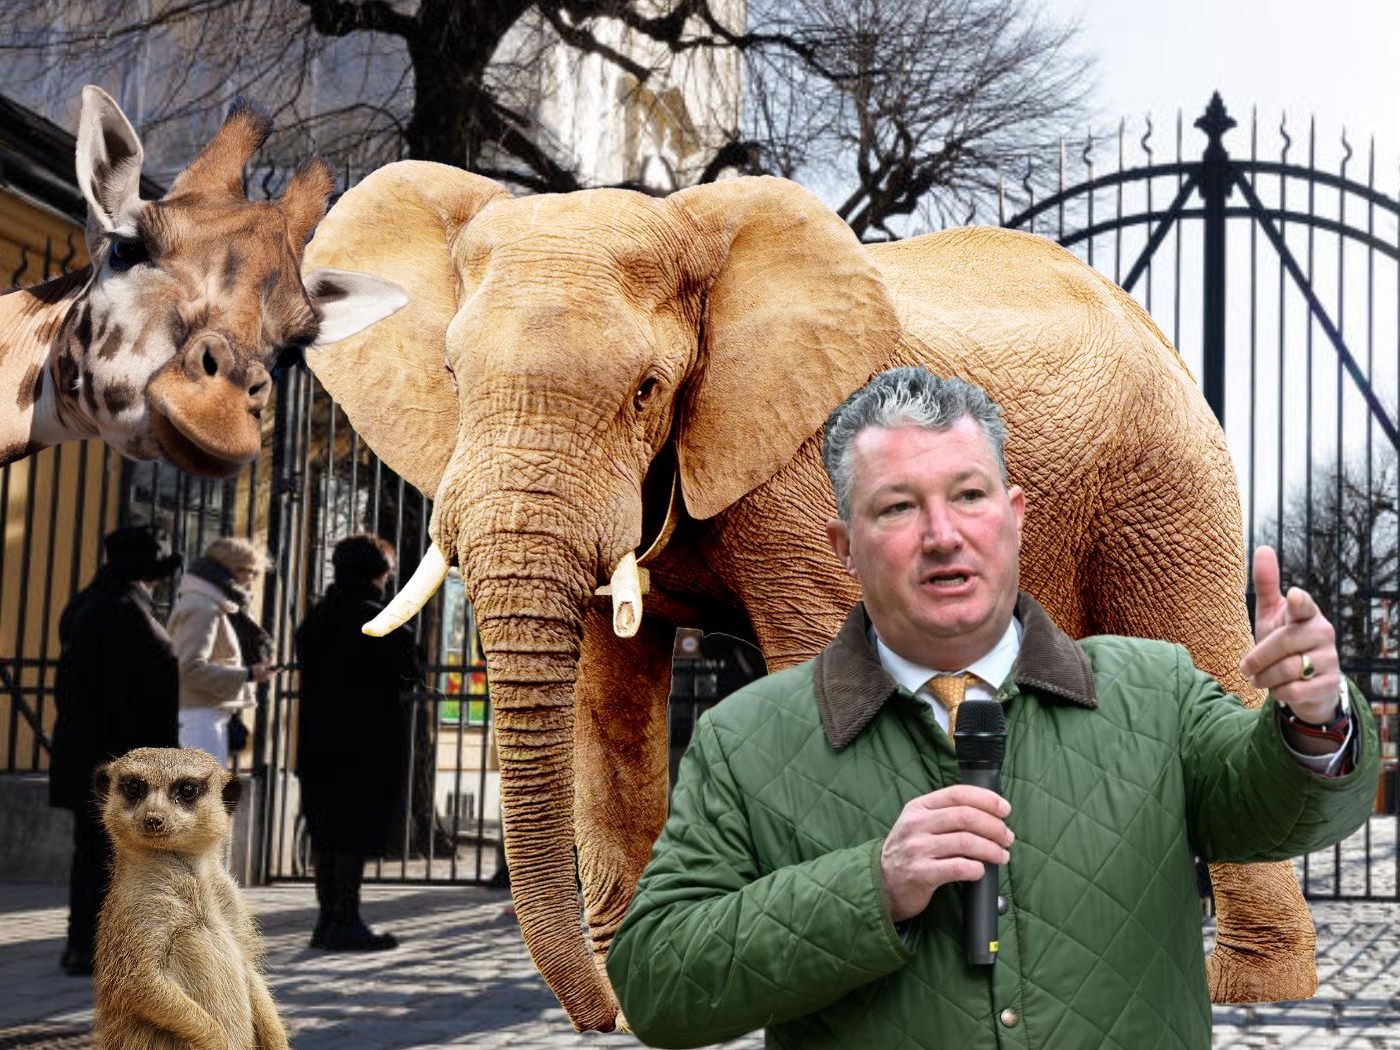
[875,618,1021,735]
[872,616,1351,773]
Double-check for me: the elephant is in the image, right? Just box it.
[301,162,1317,1031]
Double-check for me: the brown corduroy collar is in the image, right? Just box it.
[812,592,1098,751]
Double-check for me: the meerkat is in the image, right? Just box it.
[92,747,289,1050]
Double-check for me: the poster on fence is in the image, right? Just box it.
[437,572,489,726]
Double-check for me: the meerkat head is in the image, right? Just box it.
[95,747,241,856]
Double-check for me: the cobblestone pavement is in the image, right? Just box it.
[1,864,1396,1048]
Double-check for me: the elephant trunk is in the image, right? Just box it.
[462,506,620,1031]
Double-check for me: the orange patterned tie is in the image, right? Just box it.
[925,673,981,734]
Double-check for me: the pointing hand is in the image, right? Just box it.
[1238,546,1341,723]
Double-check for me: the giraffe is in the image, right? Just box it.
[1,86,406,476]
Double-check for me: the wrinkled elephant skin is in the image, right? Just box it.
[304,164,1315,1029]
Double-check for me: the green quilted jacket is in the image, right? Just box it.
[609,594,1379,1049]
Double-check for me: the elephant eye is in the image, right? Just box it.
[635,376,661,411]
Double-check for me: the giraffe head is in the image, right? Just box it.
[68,86,406,477]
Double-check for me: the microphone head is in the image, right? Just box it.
[954,699,1006,766]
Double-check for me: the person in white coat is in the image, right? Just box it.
[168,536,273,764]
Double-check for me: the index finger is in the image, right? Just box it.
[1285,586,1320,625]
[914,784,1010,817]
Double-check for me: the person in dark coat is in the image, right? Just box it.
[295,533,421,951]
[49,524,182,976]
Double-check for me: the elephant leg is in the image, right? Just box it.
[1206,862,1316,1002]
[1080,416,1316,1004]
[702,437,860,670]
[572,601,675,972]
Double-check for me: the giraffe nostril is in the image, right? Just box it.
[248,381,266,397]
[202,347,219,377]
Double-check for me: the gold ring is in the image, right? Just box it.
[1299,652,1316,680]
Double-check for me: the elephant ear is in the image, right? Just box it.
[303,161,510,498]
[668,177,901,520]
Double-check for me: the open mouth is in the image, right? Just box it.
[922,570,974,592]
[148,406,250,479]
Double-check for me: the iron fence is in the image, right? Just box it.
[1000,94,1400,900]
[3,96,1398,900]
[0,234,119,779]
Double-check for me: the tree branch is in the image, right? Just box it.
[298,0,418,40]
[539,7,651,82]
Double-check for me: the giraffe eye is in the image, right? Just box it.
[108,237,150,272]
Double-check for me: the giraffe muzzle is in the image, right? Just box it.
[145,333,272,477]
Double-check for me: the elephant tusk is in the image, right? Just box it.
[362,543,449,636]
[595,551,648,638]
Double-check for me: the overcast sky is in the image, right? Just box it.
[1044,0,1400,180]
[1025,1,1400,529]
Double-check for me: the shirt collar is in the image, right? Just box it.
[875,617,1022,695]
[813,593,1098,751]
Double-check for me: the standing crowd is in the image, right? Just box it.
[48,527,422,974]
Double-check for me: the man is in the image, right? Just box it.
[295,534,421,951]
[608,368,1378,1048]
[49,524,182,976]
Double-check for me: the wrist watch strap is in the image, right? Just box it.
[1279,679,1351,745]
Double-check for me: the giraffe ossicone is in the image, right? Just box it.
[1,86,408,476]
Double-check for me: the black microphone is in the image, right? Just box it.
[953,698,1007,966]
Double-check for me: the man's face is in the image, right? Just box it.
[825,418,1025,670]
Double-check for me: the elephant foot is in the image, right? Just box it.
[1206,860,1317,1004]
[1206,939,1317,1004]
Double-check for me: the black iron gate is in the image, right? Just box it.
[999,94,1400,901]
[250,367,503,886]
[4,96,1397,898]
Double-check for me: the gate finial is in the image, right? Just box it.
[1195,93,1237,161]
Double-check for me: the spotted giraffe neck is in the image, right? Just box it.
[0,265,97,465]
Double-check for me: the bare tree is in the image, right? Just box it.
[0,0,1088,230]
[744,0,1092,238]
[1260,450,1399,679]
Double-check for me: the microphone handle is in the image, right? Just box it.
[961,765,1001,966]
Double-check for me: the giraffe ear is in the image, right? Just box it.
[75,86,145,234]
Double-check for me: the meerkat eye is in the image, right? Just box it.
[173,779,202,803]
[120,777,147,802]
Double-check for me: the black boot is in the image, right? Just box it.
[321,920,398,951]
[63,800,108,975]
[320,851,397,952]
[310,849,335,949]
[59,945,94,976]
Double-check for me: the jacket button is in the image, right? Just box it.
[996,895,1008,915]
[1000,1008,1020,1028]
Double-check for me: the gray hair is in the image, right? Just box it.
[821,367,1009,521]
